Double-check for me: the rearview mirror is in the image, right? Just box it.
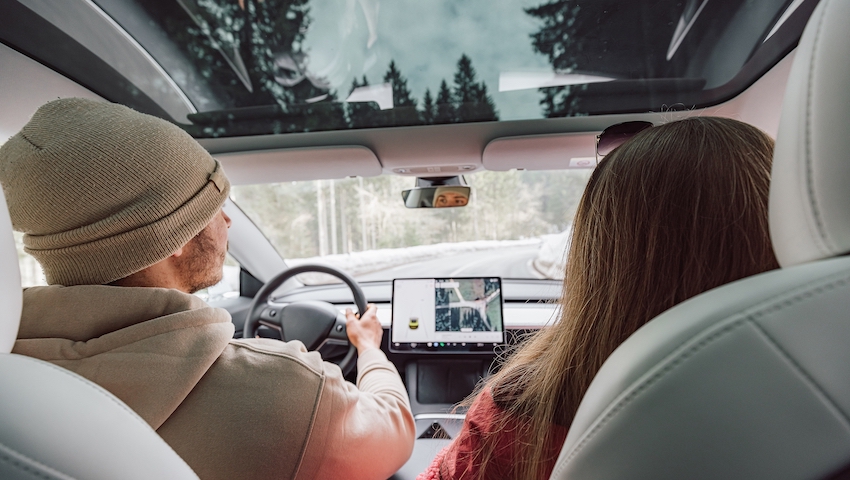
[402,186,471,208]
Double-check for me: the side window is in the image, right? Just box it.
[15,232,46,287]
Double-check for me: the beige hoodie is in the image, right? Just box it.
[14,285,415,479]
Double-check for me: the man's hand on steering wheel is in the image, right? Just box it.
[345,304,382,355]
[242,264,368,376]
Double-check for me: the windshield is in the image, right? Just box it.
[84,0,794,137]
[232,169,592,283]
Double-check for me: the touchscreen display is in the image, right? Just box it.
[391,277,504,353]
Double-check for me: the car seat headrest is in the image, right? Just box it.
[770,0,850,267]
[0,184,22,353]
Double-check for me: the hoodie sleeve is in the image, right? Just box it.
[295,347,416,480]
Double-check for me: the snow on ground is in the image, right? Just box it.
[204,229,573,298]
[288,237,544,283]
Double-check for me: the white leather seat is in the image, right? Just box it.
[549,0,850,478]
[0,188,198,479]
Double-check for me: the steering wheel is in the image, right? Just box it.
[243,264,367,376]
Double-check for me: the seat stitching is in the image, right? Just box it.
[559,315,749,467]
[0,442,75,480]
[804,0,834,253]
[559,270,850,467]
[749,306,850,430]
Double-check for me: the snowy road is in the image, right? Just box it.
[354,244,542,281]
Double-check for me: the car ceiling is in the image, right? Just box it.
[0,0,808,185]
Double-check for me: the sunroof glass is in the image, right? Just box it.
[72,0,809,137]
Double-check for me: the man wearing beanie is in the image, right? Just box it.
[0,98,415,480]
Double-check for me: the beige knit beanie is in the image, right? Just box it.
[0,98,230,286]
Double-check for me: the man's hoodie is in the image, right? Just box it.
[14,285,415,480]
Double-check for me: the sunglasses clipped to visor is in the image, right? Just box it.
[595,121,653,161]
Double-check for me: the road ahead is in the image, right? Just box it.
[355,244,542,281]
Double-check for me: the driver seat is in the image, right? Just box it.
[550,0,850,478]
[0,186,198,479]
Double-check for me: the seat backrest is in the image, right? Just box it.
[549,0,850,478]
[0,181,20,354]
[0,186,198,479]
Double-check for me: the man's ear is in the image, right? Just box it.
[171,245,184,258]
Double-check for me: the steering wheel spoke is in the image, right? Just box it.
[327,312,349,342]
[257,318,282,330]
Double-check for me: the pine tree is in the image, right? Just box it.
[525,1,582,117]
[453,55,477,105]
[470,81,498,122]
[383,61,416,108]
[139,0,351,134]
[299,90,348,132]
[346,76,382,128]
[525,0,680,117]
[452,54,498,122]
[220,0,315,109]
[382,60,420,126]
[420,88,436,124]
[434,80,456,124]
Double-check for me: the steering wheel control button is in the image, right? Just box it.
[336,324,344,332]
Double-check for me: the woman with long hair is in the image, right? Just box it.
[418,116,780,480]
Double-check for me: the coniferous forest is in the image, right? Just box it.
[137,0,506,136]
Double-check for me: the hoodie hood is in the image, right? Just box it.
[14,285,234,429]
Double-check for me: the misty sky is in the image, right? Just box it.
[300,0,554,120]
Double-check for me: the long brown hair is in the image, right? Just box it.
[454,117,779,479]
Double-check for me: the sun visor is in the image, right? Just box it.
[483,132,598,171]
[214,146,382,185]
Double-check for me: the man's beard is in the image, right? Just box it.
[175,226,226,294]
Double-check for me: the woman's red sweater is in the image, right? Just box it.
[417,388,568,480]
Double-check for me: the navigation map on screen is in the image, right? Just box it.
[391,277,503,352]
[435,278,502,333]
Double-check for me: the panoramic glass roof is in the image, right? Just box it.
[27,0,806,137]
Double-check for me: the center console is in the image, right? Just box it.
[389,358,490,480]
[386,278,541,478]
